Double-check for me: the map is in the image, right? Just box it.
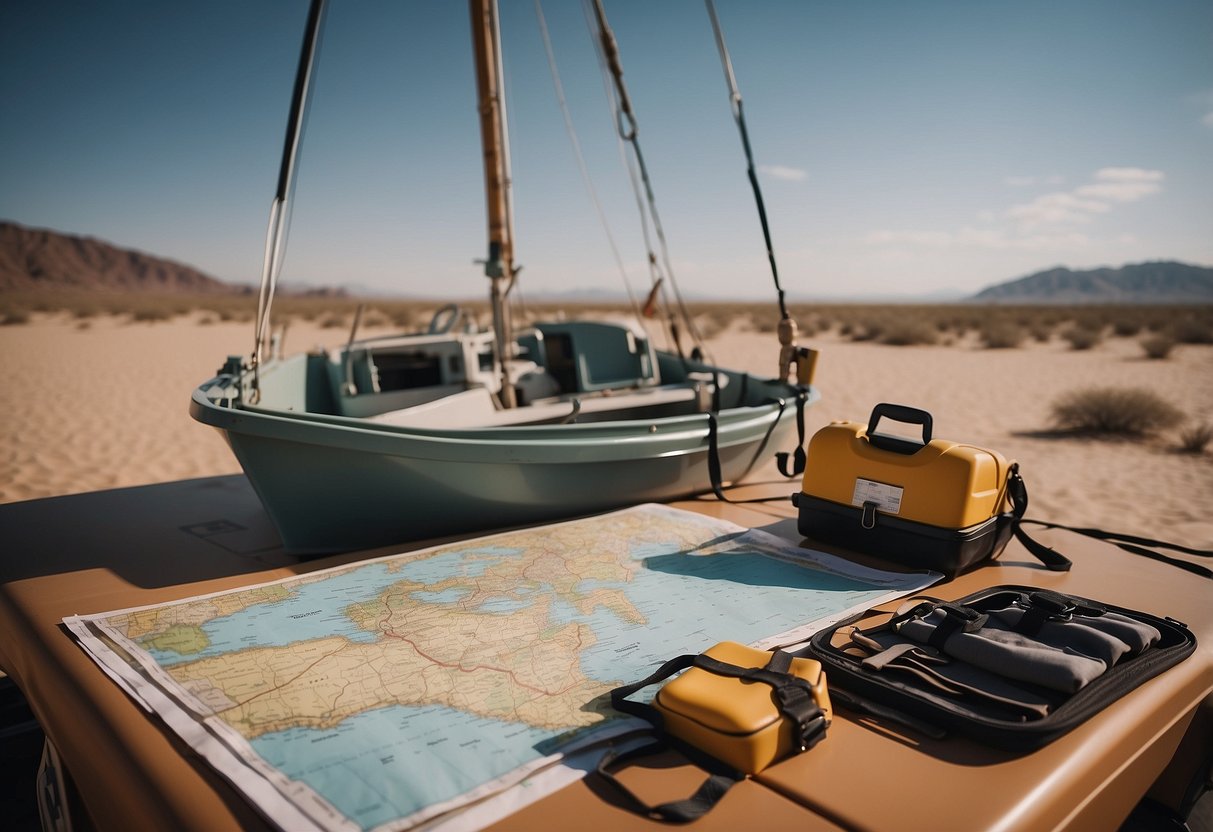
[66,504,937,831]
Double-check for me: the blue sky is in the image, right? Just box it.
[2,0,1211,300]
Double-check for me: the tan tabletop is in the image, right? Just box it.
[1,475,1209,831]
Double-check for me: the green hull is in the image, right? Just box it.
[191,326,816,552]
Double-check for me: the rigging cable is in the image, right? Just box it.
[584,0,711,362]
[704,0,788,321]
[533,0,646,331]
[252,0,328,401]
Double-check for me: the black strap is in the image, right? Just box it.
[1010,464,1209,578]
[1006,464,1072,572]
[1011,590,1105,637]
[597,743,742,823]
[705,399,794,505]
[924,603,989,650]
[602,649,824,821]
[1020,519,1213,580]
[775,390,809,478]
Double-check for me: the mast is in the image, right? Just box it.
[470,0,518,408]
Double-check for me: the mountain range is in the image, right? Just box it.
[972,261,1213,303]
[3,221,1211,304]
[0,221,238,294]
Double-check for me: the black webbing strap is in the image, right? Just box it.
[1006,464,1072,572]
[775,390,809,478]
[705,399,793,505]
[1012,590,1106,637]
[601,649,824,822]
[924,603,989,650]
[1020,519,1213,580]
[597,742,740,823]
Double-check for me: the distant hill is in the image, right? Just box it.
[974,261,1213,304]
[0,220,238,293]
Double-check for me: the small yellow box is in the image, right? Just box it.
[654,641,830,775]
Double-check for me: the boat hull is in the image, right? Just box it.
[191,349,817,553]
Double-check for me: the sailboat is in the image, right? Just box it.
[190,0,819,553]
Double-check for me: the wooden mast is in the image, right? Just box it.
[470,0,517,408]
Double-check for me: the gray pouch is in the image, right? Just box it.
[898,607,1108,693]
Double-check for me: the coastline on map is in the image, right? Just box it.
[1,300,1211,549]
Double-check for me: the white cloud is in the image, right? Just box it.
[1005,167,1163,228]
[1203,111,1213,129]
[1093,167,1164,182]
[1006,192,1109,226]
[1075,181,1161,202]
[758,164,806,182]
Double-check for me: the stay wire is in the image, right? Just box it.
[533,0,646,331]
[581,0,679,353]
[585,0,710,362]
[704,0,789,321]
[253,0,328,391]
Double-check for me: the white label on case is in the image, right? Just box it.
[852,478,903,514]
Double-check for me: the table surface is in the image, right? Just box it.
[1,474,1209,832]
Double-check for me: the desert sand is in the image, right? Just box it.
[1,311,1210,550]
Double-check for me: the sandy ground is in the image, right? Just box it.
[1,312,1211,549]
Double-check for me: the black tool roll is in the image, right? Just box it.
[805,586,1196,751]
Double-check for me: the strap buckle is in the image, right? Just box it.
[1020,590,1105,622]
[771,679,828,753]
[937,602,988,632]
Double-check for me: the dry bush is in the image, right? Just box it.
[878,320,938,346]
[979,321,1025,349]
[1050,387,1183,436]
[319,314,347,329]
[1029,323,1054,343]
[131,307,172,323]
[1112,319,1142,337]
[1063,326,1102,350]
[1170,317,1213,345]
[0,310,31,325]
[1179,423,1212,454]
[1140,334,1176,360]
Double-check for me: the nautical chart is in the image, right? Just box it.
[66,504,937,831]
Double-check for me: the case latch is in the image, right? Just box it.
[860,501,879,529]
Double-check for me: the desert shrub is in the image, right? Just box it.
[1170,317,1213,345]
[878,320,938,346]
[1050,387,1183,435]
[320,314,346,329]
[1029,323,1054,343]
[1112,319,1142,337]
[1062,326,1102,350]
[979,321,1025,349]
[1140,334,1176,360]
[0,311,30,325]
[751,314,778,334]
[131,307,171,323]
[1179,423,1212,454]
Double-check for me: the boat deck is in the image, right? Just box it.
[0,473,1209,831]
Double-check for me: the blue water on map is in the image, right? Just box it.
[146,548,519,667]
[250,703,574,831]
[551,547,879,685]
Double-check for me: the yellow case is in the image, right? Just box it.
[800,419,1012,528]
[653,642,831,775]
